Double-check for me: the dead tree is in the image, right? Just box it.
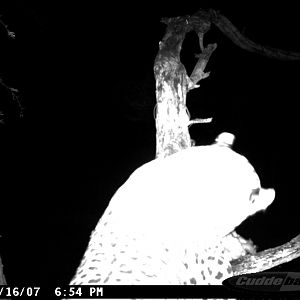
[153,8,300,275]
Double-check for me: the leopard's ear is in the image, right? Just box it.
[249,188,275,213]
[214,132,235,147]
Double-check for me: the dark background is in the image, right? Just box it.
[0,1,299,285]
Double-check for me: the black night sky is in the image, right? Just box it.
[0,1,299,287]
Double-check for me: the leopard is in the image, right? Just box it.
[67,132,275,291]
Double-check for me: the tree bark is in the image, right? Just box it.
[154,15,214,158]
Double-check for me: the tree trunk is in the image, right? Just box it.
[0,254,7,285]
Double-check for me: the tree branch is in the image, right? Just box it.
[232,234,300,275]
[0,17,22,123]
[211,9,300,61]
[0,16,15,38]
[188,40,217,90]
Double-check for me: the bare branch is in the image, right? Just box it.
[0,18,22,122]
[188,41,217,90]
[0,16,15,38]
[232,234,300,275]
[188,117,213,125]
[0,78,23,120]
[211,10,300,61]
